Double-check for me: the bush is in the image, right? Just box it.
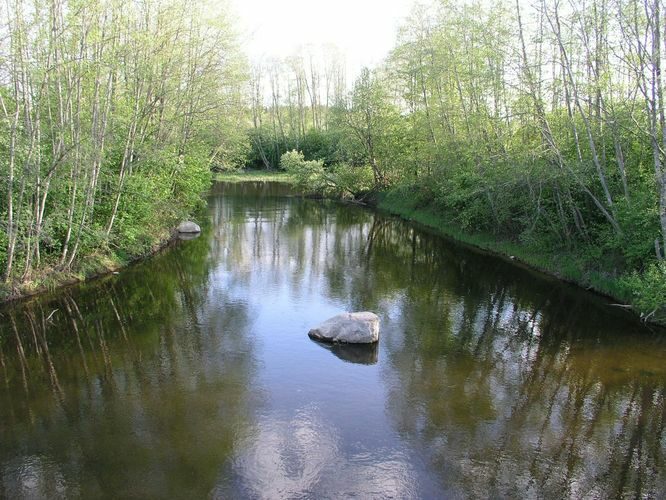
[328,163,374,198]
[620,261,666,321]
[280,150,326,193]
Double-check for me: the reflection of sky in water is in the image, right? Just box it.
[2,455,75,499]
[207,197,443,498]
[213,405,440,499]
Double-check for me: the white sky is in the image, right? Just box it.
[229,0,417,78]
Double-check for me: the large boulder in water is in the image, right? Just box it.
[308,312,380,344]
[177,221,201,233]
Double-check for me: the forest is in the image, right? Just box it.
[2,0,666,322]
[0,0,246,297]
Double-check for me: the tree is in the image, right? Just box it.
[0,0,246,289]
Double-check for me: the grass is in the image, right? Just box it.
[214,169,295,184]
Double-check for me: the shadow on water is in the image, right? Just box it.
[0,181,664,499]
[310,339,379,365]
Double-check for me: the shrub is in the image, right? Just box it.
[328,163,374,198]
[620,261,666,321]
[280,150,326,193]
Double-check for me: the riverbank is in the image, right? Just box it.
[375,188,666,325]
[0,226,182,306]
[4,174,660,326]
[227,166,646,321]
[214,172,663,326]
[0,171,290,306]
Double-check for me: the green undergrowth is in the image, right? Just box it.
[214,169,295,184]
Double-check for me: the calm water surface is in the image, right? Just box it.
[0,181,665,499]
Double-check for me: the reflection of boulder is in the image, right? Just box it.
[311,338,378,365]
[308,312,380,343]
[177,221,201,233]
[177,231,200,241]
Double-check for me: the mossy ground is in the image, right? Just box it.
[214,169,295,184]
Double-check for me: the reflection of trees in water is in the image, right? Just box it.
[354,216,666,498]
[0,226,257,498]
[210,190,376,309]
[209,187,665,498]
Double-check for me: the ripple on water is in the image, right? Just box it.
[210,404,423,499]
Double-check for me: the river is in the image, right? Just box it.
[0,181,664,498]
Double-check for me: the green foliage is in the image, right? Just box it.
[171,147,214,212]
[246,126,342,170]
[300,129,341,165]
[211,134,251,172]
[0,0,244,292]
[239,0,666,320]
[280,150,326,193]
[4,0,666,320]
[328,163,375,198]
[278,150,374,199]
[610,192,660,269]
[620,262,666,321]
[102,145,212,256]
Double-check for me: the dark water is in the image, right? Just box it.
[1,181,665,499]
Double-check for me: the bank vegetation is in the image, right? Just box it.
[0,0,246,299]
